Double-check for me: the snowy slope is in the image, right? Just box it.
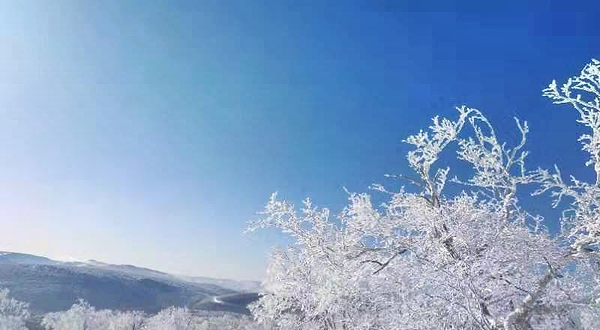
[0,252,260,316]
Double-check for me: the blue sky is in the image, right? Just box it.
[0,1,598,280]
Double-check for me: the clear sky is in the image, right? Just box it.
[0,1,598,281]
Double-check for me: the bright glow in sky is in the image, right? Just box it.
[0,1,599,280]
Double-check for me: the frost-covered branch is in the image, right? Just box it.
[543,58,600,185]
[404,106,476,206]
[537,59,600,255]
[454,110,535,219]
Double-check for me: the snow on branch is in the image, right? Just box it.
[543,59,600,184]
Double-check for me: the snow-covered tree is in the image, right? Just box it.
[0,289,30,330]
[107,310,146,330]
[195,313,266,330]
[42,300,147,330]
[39,301,265,330]
[144,307,198,330]
[42,300,114,330]
[145,307,264,330]
[248,59,600,330]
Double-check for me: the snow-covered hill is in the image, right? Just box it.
[179,275,262,293]
[0,251,260,316]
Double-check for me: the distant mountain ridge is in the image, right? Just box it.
[0,251,261,316]
[0,251,58,265]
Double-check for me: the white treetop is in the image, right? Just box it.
[40,300,262,330]
[248,59,600,330]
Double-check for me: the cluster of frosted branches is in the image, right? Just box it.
[536,59,600,256]
[543,59,600,181]
[0,291,264,330]
[0,289,29,330]
[249,59,600,330]
[41,302,265,330]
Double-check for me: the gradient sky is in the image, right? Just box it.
[0,1,599,281]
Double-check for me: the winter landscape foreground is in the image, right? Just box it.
[0,251,262,329]
[4,60,600,329]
